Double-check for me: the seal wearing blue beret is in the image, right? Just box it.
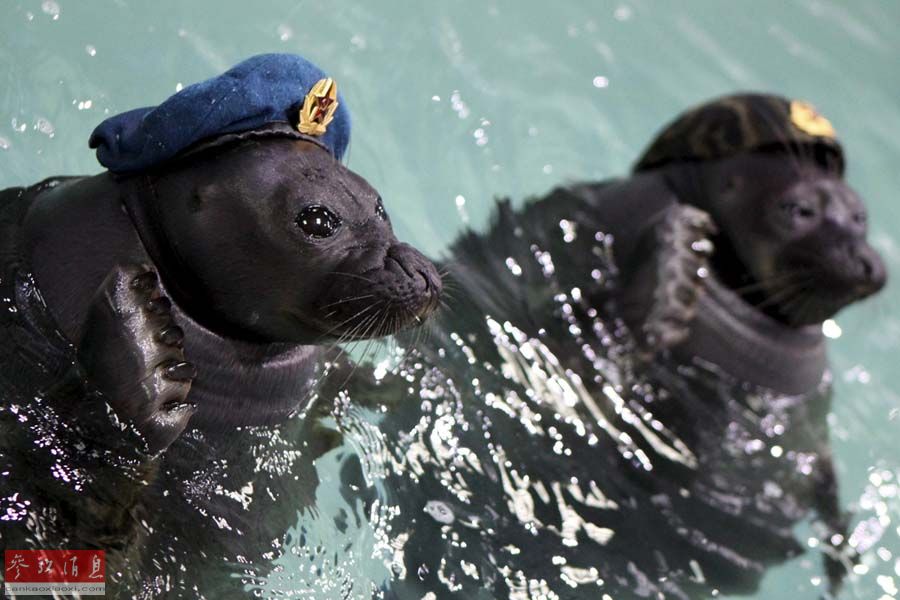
[2,53,441,454]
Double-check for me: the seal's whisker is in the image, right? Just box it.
[312,310,380,391]
[372,304,392,340]
[329,271,377,285]
[436,258,458,273]
[438,287,459,307]
[408,317,434,356]
[324,312,373,356]
[783,288,821,324]
[731,270,813,295]
[749,283,806,311]
[356,305,384,344]
[347,308,383,343]
[317,300,384,345]
[439,286,459,303]
[753,279,814,310]
[787,292,818,326]
[319,303,378,348]
[332,309,387,391]
[325,316,379,390]
[319,293,376,309]
[360,334,380,366]
[336,312,380,357]
[751,278,812,309]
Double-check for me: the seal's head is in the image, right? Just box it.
[635,93,886,326]
[90,53,441,344]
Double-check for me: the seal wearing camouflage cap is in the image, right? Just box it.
[546,94,884,592]
[620,93,884,380]
[611,93,885,596]
[424,92,885,597]
[2,53,442,453]
[518,92,884,395]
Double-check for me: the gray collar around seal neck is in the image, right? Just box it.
[679,273,828,396]
[167,298,328,430]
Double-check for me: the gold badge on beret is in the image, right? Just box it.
[298,78,338,136]
[790,100,836,139]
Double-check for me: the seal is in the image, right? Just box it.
[0,53,443,595]
[6,54,442,453]
[571,93,885,394]
[402,93,886,597]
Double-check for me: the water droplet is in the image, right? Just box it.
[822,319,842,339]
[277,24,293,41]
[559,219,577,242]
[450,91,470,119]
[504,257,523,277]
[41,0,60,20]
[34,118,55,138]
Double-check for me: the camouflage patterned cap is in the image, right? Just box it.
[633,93,844,175]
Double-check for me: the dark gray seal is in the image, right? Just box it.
[0,125,442,596]
[387,93,886,598]
[0,53,443,598]
[12,124,441,452]
[598,93,884,394]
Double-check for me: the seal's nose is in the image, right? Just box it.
[386,243,442,317]
[854,243,887,296]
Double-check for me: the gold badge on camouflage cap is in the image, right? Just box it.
[298,78,338,136]
[790,100,836,139]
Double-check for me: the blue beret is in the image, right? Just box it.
[89,53,350,173]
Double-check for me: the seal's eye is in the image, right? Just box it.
[780,201,815,220]
[296,205,342,238]
[375,197,388,221]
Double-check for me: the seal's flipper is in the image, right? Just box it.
[77,264,196,454]
[633,204,717,355]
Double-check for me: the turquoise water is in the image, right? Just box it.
[2,1,900,598]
